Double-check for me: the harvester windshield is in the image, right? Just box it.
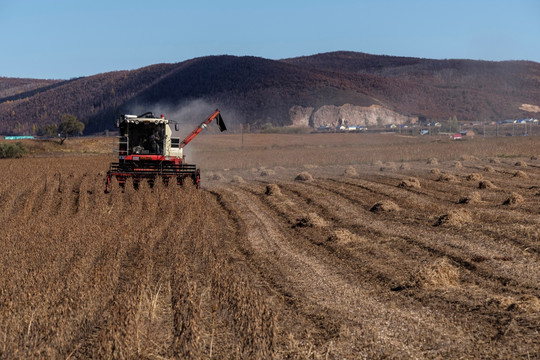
[127,122,164,155]
[117,112,168,156]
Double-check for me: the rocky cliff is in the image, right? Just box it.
[289,104,417,128]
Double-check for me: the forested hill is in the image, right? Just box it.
[1,51,539,135]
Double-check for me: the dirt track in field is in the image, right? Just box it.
[1,152,539,359]
[205,160,540,358]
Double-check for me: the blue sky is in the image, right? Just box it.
[1,0,539,79]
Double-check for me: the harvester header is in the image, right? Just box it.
[105,109,226,192]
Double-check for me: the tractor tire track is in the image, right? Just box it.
[213,185,505,359]
[310,179,540,291]
[326,177,540,255]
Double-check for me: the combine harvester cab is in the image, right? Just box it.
[105,109,226,192]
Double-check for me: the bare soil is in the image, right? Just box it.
[1,133,539,359]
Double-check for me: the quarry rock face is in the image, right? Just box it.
[289,104,416,128]
[310,105,341,127]
[289,105,314,127]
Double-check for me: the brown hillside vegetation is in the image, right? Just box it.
[1,52,540,134]
[0,77,60,98]
[1,133,539,358]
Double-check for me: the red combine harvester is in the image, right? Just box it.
[105,109,226,192]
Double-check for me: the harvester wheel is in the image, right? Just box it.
[105,175,111,193]
[193,169,201,189]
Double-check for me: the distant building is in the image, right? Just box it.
[339,125,366,132]
[4,136,35,140]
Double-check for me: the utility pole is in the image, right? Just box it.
[240,123,244,149]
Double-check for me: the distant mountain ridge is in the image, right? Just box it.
[1,51,539,135]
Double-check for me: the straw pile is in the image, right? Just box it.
[295,172,313,181]
[399,163,411,170]
[398,178,421,189]
[327,228,364,245]
[370,200,400,213]
[466,173,483,181]
[478,180,496,189]
[344,166,357,176]
[503,192,524,205]
[294,212,327,228]
[434,209,472,227]
[260,169,276,177]
[415,258,460,289]
[265,184,282,196]
[231,175,245,183]
[513,170,528,178]
[458,192,482,204]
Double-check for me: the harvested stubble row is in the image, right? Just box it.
[1,152,540,359]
